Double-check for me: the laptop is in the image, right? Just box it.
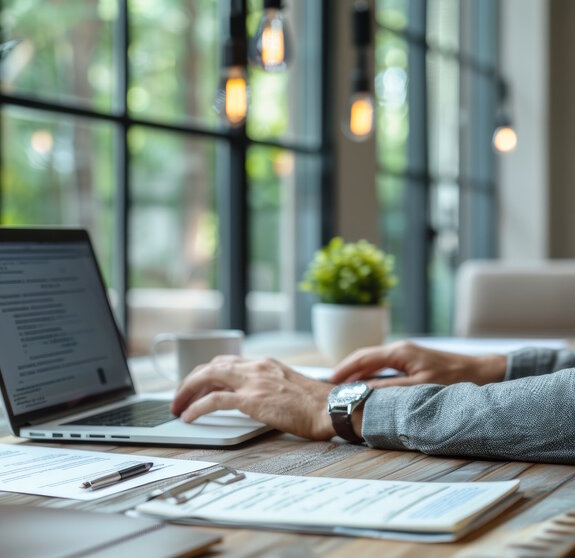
[0,227,271,446]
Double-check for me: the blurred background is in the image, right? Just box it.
[0,0,570,355]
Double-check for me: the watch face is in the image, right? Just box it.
[329,382,371,406]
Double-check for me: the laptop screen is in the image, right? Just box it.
[0,230,134,422]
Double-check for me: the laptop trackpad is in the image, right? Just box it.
[192,409,265,428]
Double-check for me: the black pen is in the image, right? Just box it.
[80,462,154,490]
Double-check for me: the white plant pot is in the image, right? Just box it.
[311,303,390,364]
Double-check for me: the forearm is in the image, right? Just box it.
[506,347,575,380]
[361,368,575,464]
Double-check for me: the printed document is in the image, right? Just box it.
[0,443,215,500]
[135,470,520,542]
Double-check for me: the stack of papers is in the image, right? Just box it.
[135,469,520,542]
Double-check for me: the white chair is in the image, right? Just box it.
[454,260,575,337]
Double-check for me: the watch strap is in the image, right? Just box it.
[330,409,364,443]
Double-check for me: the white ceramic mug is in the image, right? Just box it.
[150,330,244,382]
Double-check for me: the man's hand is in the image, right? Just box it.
[170,356,335,441]
[330,341,507,387]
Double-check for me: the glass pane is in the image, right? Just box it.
[129,0,220,128]
[429,235,456,334]
[128,127,222,355]
[427,0,460,52]
[375,30,409,174]
[430,181,459,234]
[462,0,498,66]
[461,69,496,185]
[0,0,117,111]
[376,173,406,334]
[246,0,321,146]
[247,145,322,333]
[1,107,117,286]
[427,52,459,178]
[461,183,495,259]
[429,181,459,334]
[376,0,426,36]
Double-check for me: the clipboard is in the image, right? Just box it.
[134,466,521,543]
[145,465,246,504]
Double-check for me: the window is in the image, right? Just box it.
[0,0,331,354]
[1,0,501,348]
[375,0,499,334]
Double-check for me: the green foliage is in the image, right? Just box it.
[300,237,397,306]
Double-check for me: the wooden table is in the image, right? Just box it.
[2,432,575,557]
[2,348,575,557]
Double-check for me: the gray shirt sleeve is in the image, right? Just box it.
[362,347,575,464]
[506,347,575,380]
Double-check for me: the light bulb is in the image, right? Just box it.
[261,17,285,67]
[344,92,374,141]
[493,80,517,154]
[254,4,291,71]
[30,130,54,154]
[492,125,517,153]
[214,66,248,127]
[344,0,373,143]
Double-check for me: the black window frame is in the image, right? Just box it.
[0,0,336,340]
[376,0,501,335]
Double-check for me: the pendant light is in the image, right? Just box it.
[214,8,248,127]
[253,0,292,71]
[343,0,374,142]
[492,79,517,154]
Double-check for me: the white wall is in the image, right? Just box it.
[498,0,550,260]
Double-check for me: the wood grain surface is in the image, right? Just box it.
[2,432,575,558]
[1,344,575,557]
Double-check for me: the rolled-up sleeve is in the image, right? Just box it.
[361,366,575,464]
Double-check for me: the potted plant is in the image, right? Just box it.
[300,237,397,363]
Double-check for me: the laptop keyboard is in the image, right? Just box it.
[65,400,176,427]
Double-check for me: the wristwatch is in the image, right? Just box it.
[328,382,373,443]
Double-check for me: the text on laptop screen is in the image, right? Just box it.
[0,241,132,415]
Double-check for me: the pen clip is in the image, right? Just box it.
[146,465,245,505]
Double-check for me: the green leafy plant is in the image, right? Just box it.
[300,237,397,305]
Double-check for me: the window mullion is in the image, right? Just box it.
[403,0,430,334]
[114,0,129,336]
[219,0,248,331]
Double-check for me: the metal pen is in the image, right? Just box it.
[80,462,154,490]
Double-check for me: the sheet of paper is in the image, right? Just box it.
[0,443,216,500]
[137,470,519,533]
[293,365,401,381]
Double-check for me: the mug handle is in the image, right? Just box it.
[150,333,177,381]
